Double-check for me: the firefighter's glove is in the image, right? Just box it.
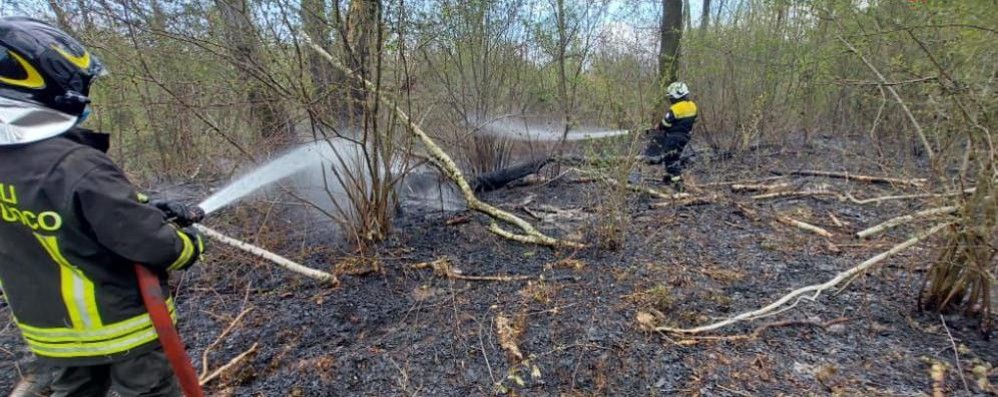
[172,226,205,271]
[151,199,205,227]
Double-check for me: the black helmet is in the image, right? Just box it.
[0,17,105,116]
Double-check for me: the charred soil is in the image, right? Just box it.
[2,134,996,396]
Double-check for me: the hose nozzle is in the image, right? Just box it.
[186,206,206,226]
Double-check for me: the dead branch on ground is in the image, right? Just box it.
[753,189,845,201]
[731,182,791,193]
[195,225,339,284]
[697,176,787,188]
[200,283,254,378]
[410,258,533,282]
[776,216,834,238]
[656,223,951,334]
[941,315,972,394]
[789,170,927,187]
[308,38,582,249]
[650,194,719,208]
[856,206,959,239]
[199,342,259,386]
[845,189,975,205]
[657,317,851,343]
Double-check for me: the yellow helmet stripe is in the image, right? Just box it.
[52,45,91,70]
[0,50,45,89]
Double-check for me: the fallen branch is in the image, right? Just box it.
[789,170,927,187]
[650,194,719,208]
[856,206,959,239]
[195,225,338,284]
[308,37,581,249]
[199,342,259,386]
[200,306,253,378]
[663,317,850,343]
[656,222,951,334]
[410,258,533,282]
[777,216,834,238]
[731,182,791,193]
[697,176,787,188]
[941,315,972,394]
[845,189,975,205]
[753,190,845,201]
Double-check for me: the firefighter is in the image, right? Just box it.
[0,17,203,397]
[646,81,697,190]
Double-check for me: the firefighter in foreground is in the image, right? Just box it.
[646,81,698,190]
[0,18,203,396]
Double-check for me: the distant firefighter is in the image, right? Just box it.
[645,81,697,190]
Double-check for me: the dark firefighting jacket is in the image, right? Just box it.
[657,99,698,136]
[0,128,198,366]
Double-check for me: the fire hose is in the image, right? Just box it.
[135,264,204,397]
[135,204,206,397]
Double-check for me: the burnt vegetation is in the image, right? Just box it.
[2,0,996,395]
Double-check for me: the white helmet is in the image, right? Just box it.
[666,81,690,100]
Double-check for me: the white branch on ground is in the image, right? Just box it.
[776,216,834,238]
[655,222,951,334]
[856,206,959,239]
[195,225,338,283]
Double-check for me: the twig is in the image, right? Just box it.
[656,223,951,334]
[940,315,971,394]
[195,224,338,284]
[731,182,791,193]
[198,342,259,386]
[716,384,754,397]
[837,34,935,159]
[845,189,975,205]
[777,216,834,238]
[789,170,927,187]
[200,294,254,378]
[410,258,533,282]
[753,190,844,201]
[650,194,719,208]
[697,176,787,188]
[856,206,959,239]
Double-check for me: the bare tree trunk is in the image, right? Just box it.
[301,0,339,120]
[555,0,572,159]
[659,0,684,103]
[47,1,74,33]
[215,0,295,143]
[684,0,693,31]
[344,0,382,116]
[700,0,711,33]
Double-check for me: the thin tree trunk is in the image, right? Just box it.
[700,0,711,33]
[302,0,337,118]
[215,0,295,143]
[659,0,684,104]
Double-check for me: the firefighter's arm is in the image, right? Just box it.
[72,159,203,272]
[658,110,676,129]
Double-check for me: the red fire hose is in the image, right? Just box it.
[135,264,205,397]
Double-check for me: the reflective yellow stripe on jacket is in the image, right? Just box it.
[19,303,175,358]
[166,229,196,271]
[34,234,102,330]
[24,233,175,358]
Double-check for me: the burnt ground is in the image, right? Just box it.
[2,133,997,396]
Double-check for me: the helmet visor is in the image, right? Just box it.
[0,96,77,145]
